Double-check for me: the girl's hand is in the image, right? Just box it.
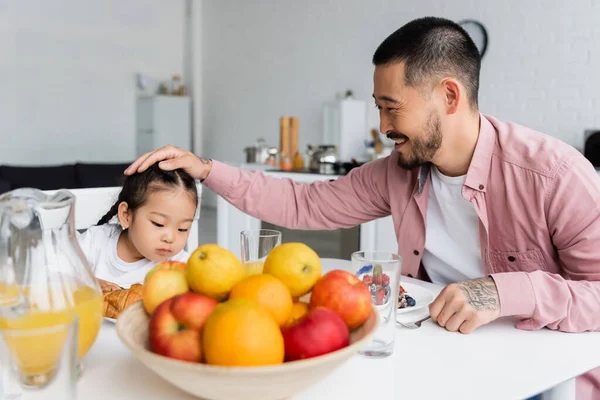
[124,145,213,181]
[98,278,122,292]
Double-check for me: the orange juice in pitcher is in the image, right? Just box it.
[0,189,103,386]
[0,283,102,376]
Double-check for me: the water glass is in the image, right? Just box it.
[240,229,282,275]
[351,251,402,358]
[0,315,79,399]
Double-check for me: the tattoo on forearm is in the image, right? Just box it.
[458,278,499,311]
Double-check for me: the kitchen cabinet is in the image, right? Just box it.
[136,95,191,156]
[359,214,398,254]
[323,97,368,162]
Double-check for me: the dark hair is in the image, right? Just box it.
[97,163,198,225]
[372,16,481,109]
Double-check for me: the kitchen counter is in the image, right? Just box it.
[239,163,346,178]
[215,165,397,257]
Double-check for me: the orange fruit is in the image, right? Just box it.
[229,274,293,326]
[186,244,245,301]
[202,299,284,366]
[282,301,309,328]
[263,243,322,297]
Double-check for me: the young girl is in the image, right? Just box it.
[78,163,198,292]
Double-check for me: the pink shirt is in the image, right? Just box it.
[204,114,600,398]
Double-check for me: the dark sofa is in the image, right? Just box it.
[0,162,132,194]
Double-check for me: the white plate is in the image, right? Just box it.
[104,317,117,324]
[396,282,434,315]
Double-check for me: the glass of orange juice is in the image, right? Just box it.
[240,229,282,276]
[0,312,78,399]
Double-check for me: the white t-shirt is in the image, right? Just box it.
[421,166,483,285]
[77,224,189,288]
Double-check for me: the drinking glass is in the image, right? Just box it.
[0,314,79,399]
[240,229,282,276]
[351,251,402,358]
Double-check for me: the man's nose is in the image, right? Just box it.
[379,112,392,135]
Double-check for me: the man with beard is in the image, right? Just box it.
[126,16,600,397]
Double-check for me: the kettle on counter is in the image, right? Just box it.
[307,144,340,174]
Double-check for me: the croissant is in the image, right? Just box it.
[103,283,144,319]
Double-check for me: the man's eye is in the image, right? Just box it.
[151,221,164,227]
[178,228,189,232]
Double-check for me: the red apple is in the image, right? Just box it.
[281,307,349,361]
[148,292,218,362]
[309,269,372,329]
[143,260,189,315]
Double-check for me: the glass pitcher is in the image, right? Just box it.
[0,188,102,387]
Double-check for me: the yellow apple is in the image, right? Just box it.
[142,261,189,314]
[186,244,245,301]
[263,243,322,297]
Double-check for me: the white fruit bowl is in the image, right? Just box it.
[116,302,378,400]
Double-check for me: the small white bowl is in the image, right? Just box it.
[116,302,378,400]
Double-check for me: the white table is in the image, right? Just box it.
[79,259,600,400]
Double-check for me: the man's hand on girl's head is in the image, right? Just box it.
[125,145,213,181]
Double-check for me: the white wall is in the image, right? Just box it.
[0,0,186,165]
[201,0,600,167]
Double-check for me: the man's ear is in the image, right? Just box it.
[439,78,461,114]
[117,202,131,230]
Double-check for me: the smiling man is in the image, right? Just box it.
[126,16,600,398]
